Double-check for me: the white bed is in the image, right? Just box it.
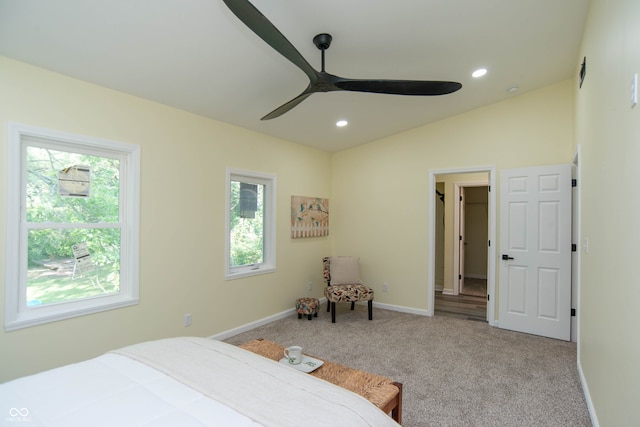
[1,337,400,426]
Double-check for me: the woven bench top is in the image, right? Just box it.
[238,339,401,421]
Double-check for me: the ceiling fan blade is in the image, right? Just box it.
[223,0,318,82]
[261,91,313,120]
[334,79,462,96]
[223,3,461,119]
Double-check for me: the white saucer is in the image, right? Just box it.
[279,355,324,373]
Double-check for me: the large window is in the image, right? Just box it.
[5,124,140,331]
[225,168,276,279]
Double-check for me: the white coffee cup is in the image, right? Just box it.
[283,345,303,365]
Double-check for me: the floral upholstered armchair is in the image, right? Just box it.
[323,256,374,323]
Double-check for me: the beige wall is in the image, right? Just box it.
[575,0,640,425]
[0,57,331,382]
[331,80,574,311]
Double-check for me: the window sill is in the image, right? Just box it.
[4,296,138,332]
[225,265,276,281]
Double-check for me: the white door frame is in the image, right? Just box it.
[454,181,489,296]
[572,145,581,345]
[428,166,497,325]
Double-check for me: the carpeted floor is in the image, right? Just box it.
[224,304,591,427]
[460,277,487,297]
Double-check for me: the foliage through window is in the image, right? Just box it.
[226,169,276,278]
[5,124,140,331]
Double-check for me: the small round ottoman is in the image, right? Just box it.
[296,297,319,320]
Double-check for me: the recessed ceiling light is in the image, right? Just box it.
[336,120,348,127]
[472,68,488,78]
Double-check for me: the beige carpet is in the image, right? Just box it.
[225,304,591,427]
[460,277,487,297]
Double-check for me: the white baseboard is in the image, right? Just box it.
[372,301,431,316]
[209,309,293,341]
[210,298,433,341]
[350,300,431,317]
[442,289,454,295]
[209,297,328,341]
[577,359,599,427]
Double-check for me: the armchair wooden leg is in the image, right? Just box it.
[368,300,373,320]
[350,302,355,310]
[327,300,331,312]
[331,302,336,323]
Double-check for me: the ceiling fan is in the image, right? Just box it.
[223,0,462,120]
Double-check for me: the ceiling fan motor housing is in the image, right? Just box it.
[313,33,332,50]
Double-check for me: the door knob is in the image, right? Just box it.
[502,254,514,260]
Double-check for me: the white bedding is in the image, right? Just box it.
[1,337,400,427]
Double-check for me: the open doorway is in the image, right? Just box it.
[429,168,496,324]
[459,185,488,298]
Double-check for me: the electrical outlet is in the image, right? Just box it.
[383,283,389,292]
[307,282,312,291]
[184,313,192,327]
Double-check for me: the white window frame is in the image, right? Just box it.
[4,123,140,331]
[225,168,276,279]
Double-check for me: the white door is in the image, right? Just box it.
[499,165,571,341]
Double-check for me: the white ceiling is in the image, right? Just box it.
[0,0,590,152]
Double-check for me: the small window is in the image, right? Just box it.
[4,124,140,331]
[225,168,276,279]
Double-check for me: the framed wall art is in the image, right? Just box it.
[291,195,329,238]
